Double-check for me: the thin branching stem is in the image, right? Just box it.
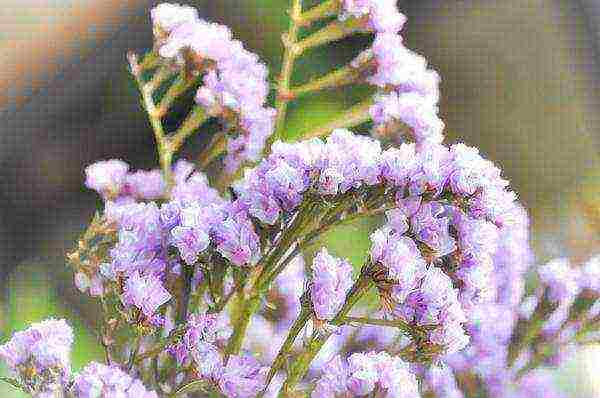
[272,0,304,145]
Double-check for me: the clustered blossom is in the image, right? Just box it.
[152,3,275,172]
[394,267,469,355]
[312,351,420,397]
[420,206,532,395]
[0,319,73,396]
[340,0,443,144]
[168,312,232,368]
[8,2,592,397]
[80,157,260,325]
[233,128,518,353]
[538,258,581,304]
[512,370,567,398]
[167,312,267,397]
[341,0,407,34]
[310,248,354,321]
[72,362,158,397]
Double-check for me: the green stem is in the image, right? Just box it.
[302,98,373,138]
[260,303,312,396]
[290,63,363,99]
[130,58,172,182]
[272,0,304,145]
[507,292,557,366]
[224,294,262,356]
[198,131,227,170]
[294,18,365,56]
[296,0,340,27]
[340,316,413,334]
[169,106,209,152]
[177,264,194,325]
[128,335,143,371]
[157,73,202,116]
[139,50,159,71]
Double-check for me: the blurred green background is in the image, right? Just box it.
[0,0,599,396]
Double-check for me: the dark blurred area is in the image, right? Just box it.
[0,0,599,395]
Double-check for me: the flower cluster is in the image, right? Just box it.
[310,248,354,321]
[168,313,268,397]
[341,0,407,34]
[340,1,443,144]
[152,3,275,171]
[5,2,595,397]
[72,362,158,397]
[0,319,73,396]
[312,351,420,397]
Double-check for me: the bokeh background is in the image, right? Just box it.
[0,0,598,396]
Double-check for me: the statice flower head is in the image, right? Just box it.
[310,248,354,321]
[371,91,444,144]
[170,160,224,206]
[72,362,158,397]
[0,319,73,395]
[212,211,261,266]
[217,354,268,398]
[151,2,198,35]
[313,352,420,397]
[340,0,407,34]
[370,228,427,301]
[579,254,600,293]
[318,129,382,195]
[121,271,171,318]
[366,32,443,144]
[170,225,210,265]
[512,369,566,398]
[154,5,275,172]
[397,267,469,354]
[421,364,464,398]
[85,159,130,200]
[124,169,166,200]
[168,312,232,380]
[410,202,457,257]
[538,258,581,303]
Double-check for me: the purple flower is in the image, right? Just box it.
[318,129,382,195]
[396,267,469,354]
[156,9,275,172]
[72,362,158,397]
[380,143,419,187]
[124,169,166,200]
[370,228,427,300]
[0,319,73,394]
[121,271,171,317]
[422,365,464,398]
[84,159,129,200]
[313,352,419,397]
[371,91,444,144]
[312,355,349,397]
[212,209,261,266]
[580,254,600,293]
[151,3,198,34]
[341,0,407,34]
[448,143,508,196]
[538,258,581,303]
[170,225,210,265]
[310,248,354,321]
[170,160,225,206]
[410,202,457,257]
[217,354,268,398]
